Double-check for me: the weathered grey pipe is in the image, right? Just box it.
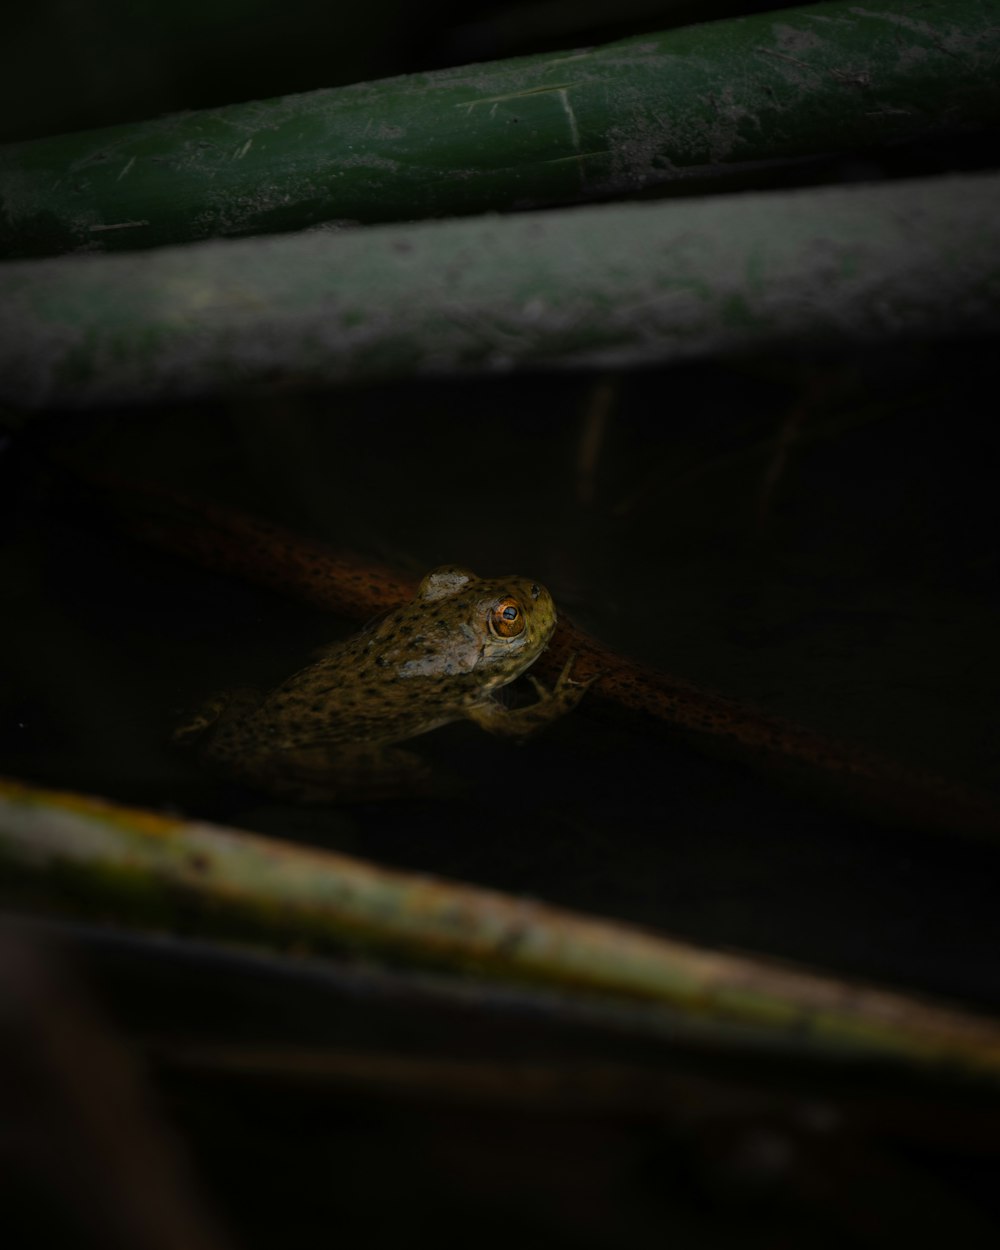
[1,170,998,410]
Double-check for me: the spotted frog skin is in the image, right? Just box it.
[176,565,589,801]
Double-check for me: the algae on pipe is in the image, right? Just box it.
[1,0,999,258]
[5,776,1000,1076]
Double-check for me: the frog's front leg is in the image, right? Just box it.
[464,655,594,739]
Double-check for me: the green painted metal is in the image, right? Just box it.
[1,0,997,258]
[2,171,998,408]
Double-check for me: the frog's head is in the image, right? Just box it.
[417,565,557,685]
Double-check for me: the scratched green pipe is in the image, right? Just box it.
[1,0,998,258]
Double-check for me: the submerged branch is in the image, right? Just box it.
[74,472,1000,840]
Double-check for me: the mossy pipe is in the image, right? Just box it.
[1,171,998,409]
[3,776,1000,1075]
[1,0,998,258]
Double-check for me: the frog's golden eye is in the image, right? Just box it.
[489,596,524,639]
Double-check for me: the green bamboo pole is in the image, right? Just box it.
[3,776,1000,1075]
[2,171,998,409]
[1,0,997,258]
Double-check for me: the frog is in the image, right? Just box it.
[174,565,590,802]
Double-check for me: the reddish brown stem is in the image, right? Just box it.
[94,474,1000,838]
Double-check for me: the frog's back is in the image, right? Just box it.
[260,629,477,749]
[259,569,555,749]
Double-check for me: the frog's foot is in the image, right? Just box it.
[254,741,445,804]
[173,688,260,747]
[466,654,595,739]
